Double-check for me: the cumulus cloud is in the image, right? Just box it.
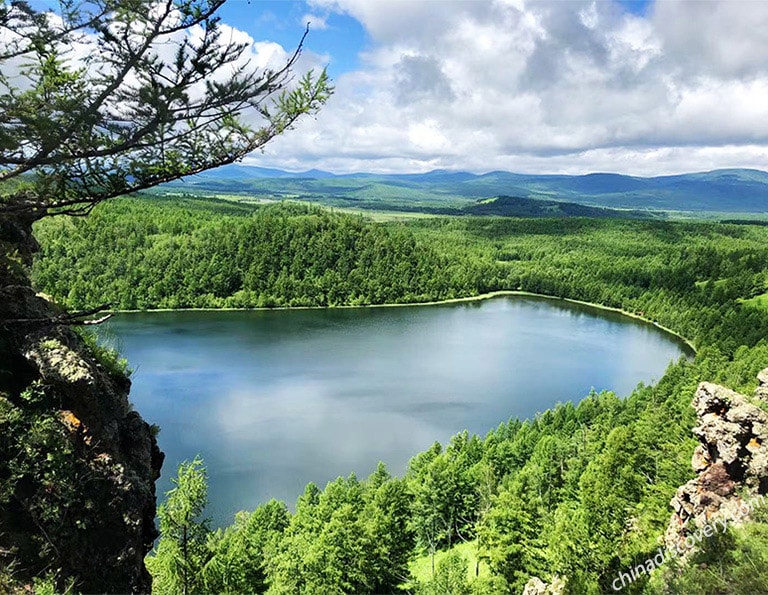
[393,54,455,105]
[244,0,768,175]
[652,0,768,79]
[6,1,767,175]
[302,12,329,30]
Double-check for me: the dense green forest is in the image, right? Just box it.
[33,194,768,351]
[31,195,768,594]
[33,196,492,310]
[409,216,768,353]
[146,346,768,595]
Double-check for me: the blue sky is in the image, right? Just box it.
[218,0,655,81]
[183,1,768,174]
[216,1,369,78]
[617,0,652,16]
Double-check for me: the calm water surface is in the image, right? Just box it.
[101,296,692,525]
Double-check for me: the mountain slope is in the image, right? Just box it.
[169,167,768,214]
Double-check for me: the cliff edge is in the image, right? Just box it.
[0,213,163,593]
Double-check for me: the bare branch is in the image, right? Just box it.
[1,303,113,327]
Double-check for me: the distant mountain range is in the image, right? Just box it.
[167,166,768,214]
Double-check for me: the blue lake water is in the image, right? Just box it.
[100,295,692,525]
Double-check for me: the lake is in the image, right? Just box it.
[100,295,692,525]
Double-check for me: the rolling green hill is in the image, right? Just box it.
[462,195,654,219]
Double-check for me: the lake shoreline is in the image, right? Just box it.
[109,290,697,353]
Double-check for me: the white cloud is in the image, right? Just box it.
[302,13,329,30]
[652,0,768,79]
[247,0,768,175]
[407,119,451,153]
[8,1,766,175]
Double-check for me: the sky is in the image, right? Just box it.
[31,0,768,176]
[208,0,768,176]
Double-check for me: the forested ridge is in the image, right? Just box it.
[33,196,490,310]
[410,216,768,352]
[31,195,768,594]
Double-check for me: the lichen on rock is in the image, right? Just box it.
[665,370,768,555]
[27,338,94,384]
[0,214,163,593]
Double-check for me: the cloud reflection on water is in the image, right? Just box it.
[107,296,690,525]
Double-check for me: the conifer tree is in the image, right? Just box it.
[0,0,331,222]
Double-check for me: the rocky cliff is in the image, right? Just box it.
[0,214,163,593]
[665,371,768,554]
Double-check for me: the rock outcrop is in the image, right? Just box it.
[522,575,566,595]
[0,214,163,593]
[665,371,768,554]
